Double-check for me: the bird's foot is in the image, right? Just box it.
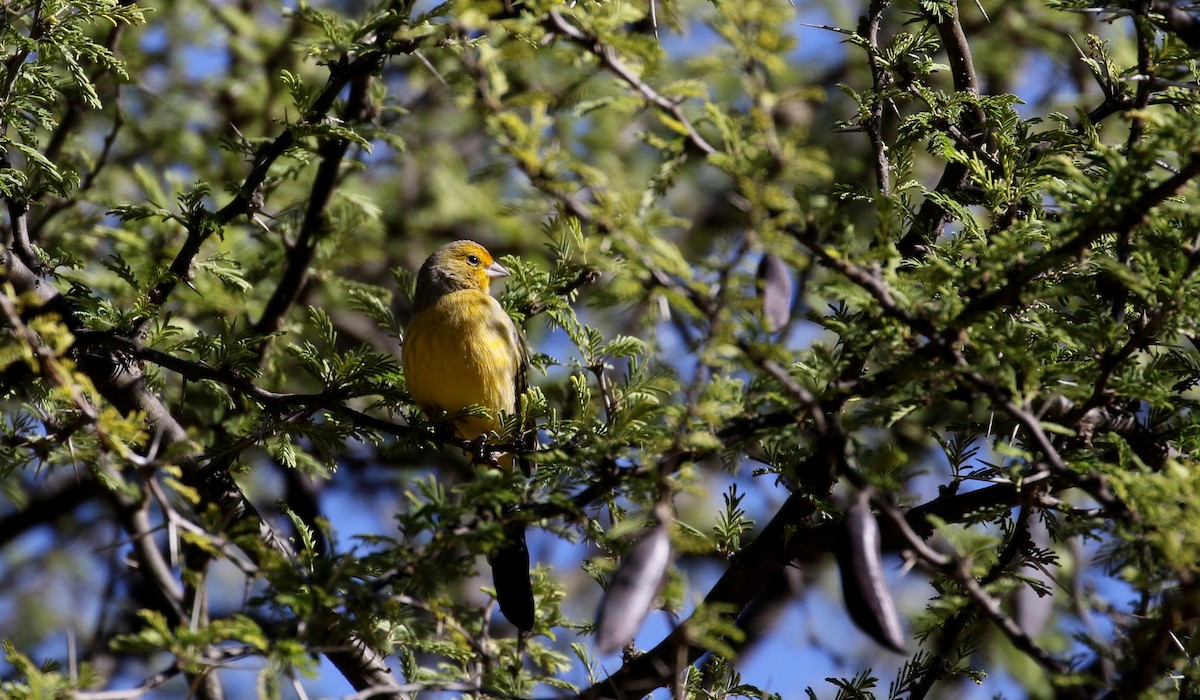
[466,435,504,466]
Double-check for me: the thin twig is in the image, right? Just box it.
[545,9,716,157]
[253,69,377,338]
[137,47,394,338]
[900,0,986,253]
[956,559,1070,675]
[859,0,893,195]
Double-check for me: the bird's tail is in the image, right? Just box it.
[488,508,535,631]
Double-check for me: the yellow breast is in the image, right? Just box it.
[403,289,522,440]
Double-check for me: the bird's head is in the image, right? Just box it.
[412,240,510,311]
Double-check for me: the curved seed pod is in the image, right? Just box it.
[595,517,673,654]
[837,489,906,653]
[757,254,794,333]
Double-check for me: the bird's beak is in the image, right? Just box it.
[487,261,510,279]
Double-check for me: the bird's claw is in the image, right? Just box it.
[467,435,504,466]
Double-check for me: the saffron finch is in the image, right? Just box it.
[402,240,535,630]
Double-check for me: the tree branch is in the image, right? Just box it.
[1150,1,1200,49]
[957,148,1200,324]
[136,46,395,337]
[544,9,717,158]
[899,0,986,255]
[0,245,400,692]
[580,467,1057,698]
[253,68,378,337]
[858,0,893,195]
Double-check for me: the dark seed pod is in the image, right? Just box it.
[595,517,672,654]
[757,254,794,333]
[837,489,906,653]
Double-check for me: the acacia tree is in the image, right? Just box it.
[4,0,1200,698]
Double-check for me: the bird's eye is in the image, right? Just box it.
[466,254,480,266]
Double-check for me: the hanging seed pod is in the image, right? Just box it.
[595,514,673,654]
[837,489,906,653]
[757,253,794,333]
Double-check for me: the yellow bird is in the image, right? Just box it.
[402,240,535,630]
